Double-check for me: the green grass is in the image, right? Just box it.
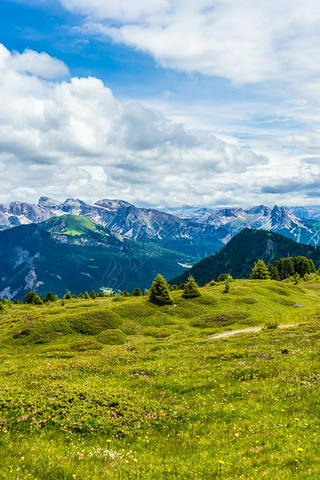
[0,279,319,478]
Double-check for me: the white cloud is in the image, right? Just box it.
[0,44,69,79]
[60,0,320,92]
[0,43,271,207]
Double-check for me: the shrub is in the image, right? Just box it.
[143,327,171,338]
[69,339,103,351]
[96,329,127,345]
[263,320,279,330]
[132,288,142,296]
[13,328,32,339]
[121,323,138,335]
[217,273,232,282]
[24,292,42,305]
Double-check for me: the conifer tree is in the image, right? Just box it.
[293,272,300,284]
[308,259,316,273]
[64,291,72,300]
[84,291,90,299]
[90,290,97,299]
[182,276,201,299]
[251,260,271,279]
[149,274,173,305]
[132,288,142,296]
[268,264,280,281]
[45,292,58,303]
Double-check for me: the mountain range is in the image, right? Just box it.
[1,197,320,299]
[1,198,320,259]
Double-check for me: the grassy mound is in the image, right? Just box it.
[96,329,127,345]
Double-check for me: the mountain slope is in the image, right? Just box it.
[171,228,320,286]
[0,216,195,299]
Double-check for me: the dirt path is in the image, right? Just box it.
[208,324,296,340]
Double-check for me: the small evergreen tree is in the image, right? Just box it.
[84,291,90,299]
[90,290,97,299]
[0,303,3,313]
[293,272,300,284]
[132,288,142,296]
[78,293,84,298]
[45,292,58,303]
[251,260,271,279]
[182,276,201,299]
[63,291,72,300]
[24,292,43,305]
[121,290,130,297]
[149,274,173,305]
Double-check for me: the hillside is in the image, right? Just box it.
[172,228,320,285]
[0,279,319,478]
[0,215,195,299]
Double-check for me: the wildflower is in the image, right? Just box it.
[297,448,304,452]
[218,460,225,465]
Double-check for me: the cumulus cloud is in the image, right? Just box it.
[0,43,270,207]
[60,0,320,92]
[0,44,69,79]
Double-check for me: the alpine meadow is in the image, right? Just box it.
[1,1,320,479]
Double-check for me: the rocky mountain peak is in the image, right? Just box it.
[38,197,62,208]
[271,205,293,228]
[245,205,271,216]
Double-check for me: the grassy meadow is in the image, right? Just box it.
[0,279,319,479]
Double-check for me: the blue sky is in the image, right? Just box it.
[0,0,319,207]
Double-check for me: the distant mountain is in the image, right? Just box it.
[0,197,226,259]
[1,197,320,257]
[290,206,320,220]
[171,228,320,286]
[0,215,195,299]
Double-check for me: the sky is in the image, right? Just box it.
[0,0,320,208]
